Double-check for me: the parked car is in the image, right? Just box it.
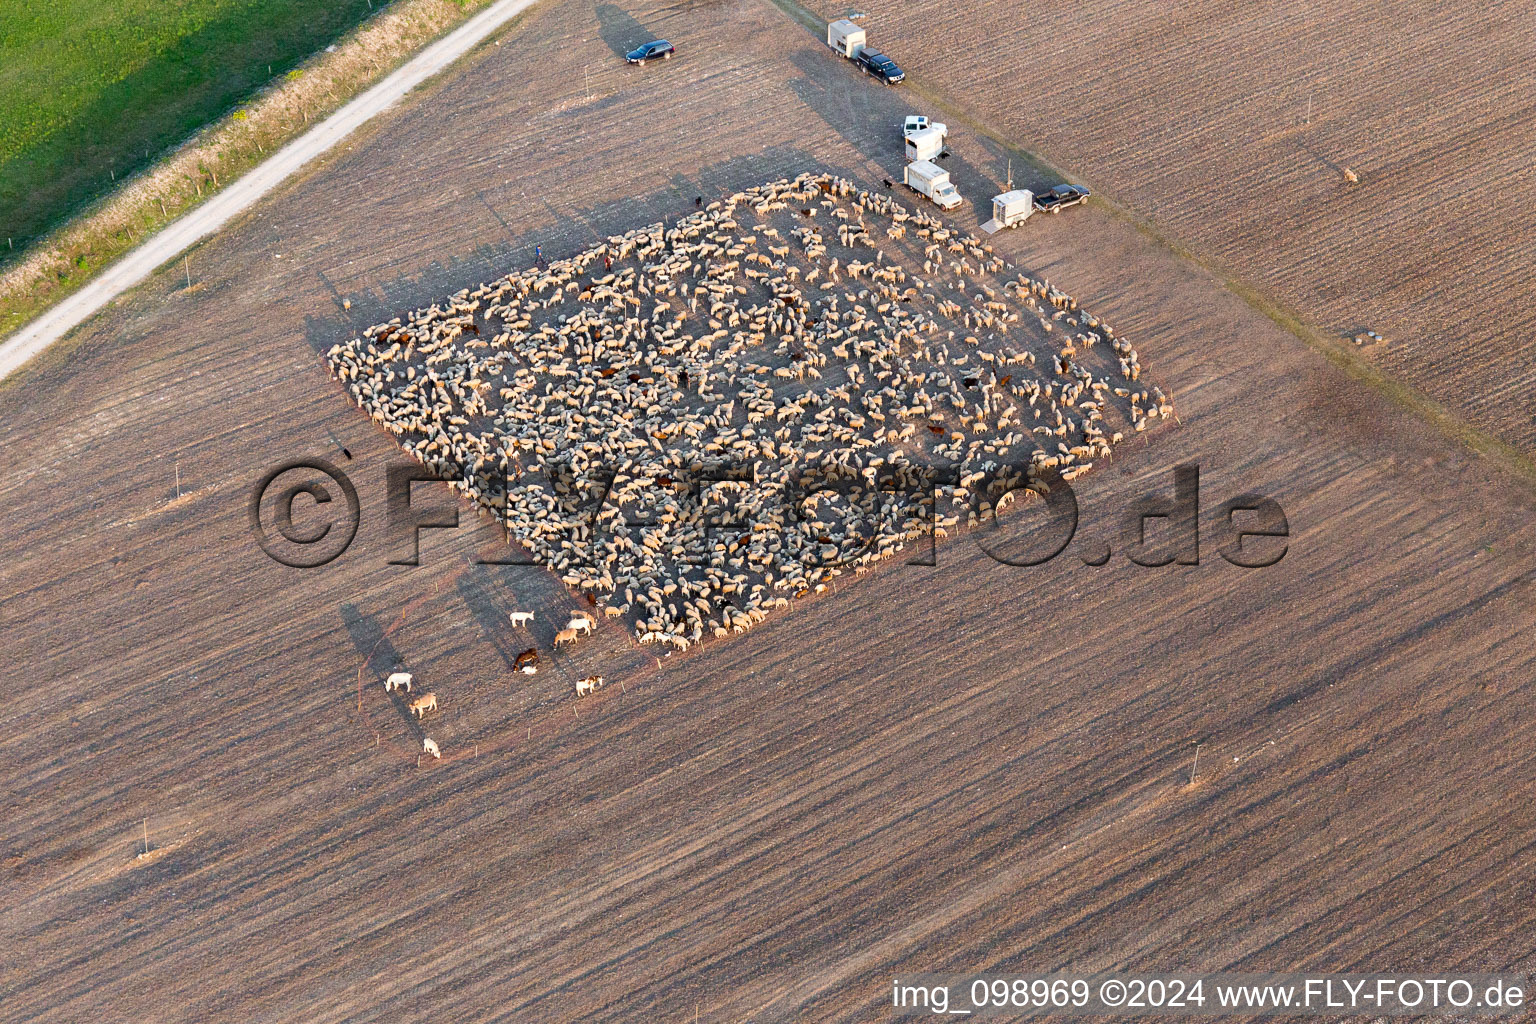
[625,40,674,65]
[1033,184,1091,213]
[903,114,947,139]
[854,48,904,84]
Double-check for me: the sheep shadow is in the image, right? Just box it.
[300,144,866,355]
[455,571,522,672]
[339,601,424,736]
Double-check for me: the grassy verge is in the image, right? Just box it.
[1,1,403,247]
[765,0,1536,486]
[0,0,493,341]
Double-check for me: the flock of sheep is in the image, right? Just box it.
[328,172,1169,653]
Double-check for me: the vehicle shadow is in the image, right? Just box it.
[595,4,656,60]
[784,48,902,163]
[968,131,1061,198]
[786,54,999,206]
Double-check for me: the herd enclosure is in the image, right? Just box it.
[811,0,1536,459]
[330,174,1168,659]
[2,0,1535,1022]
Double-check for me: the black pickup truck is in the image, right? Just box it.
[1034,184,1091,213]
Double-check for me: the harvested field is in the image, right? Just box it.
[329,173,1167,650]
[801,0,1536,458]
[2,0,1535,1021]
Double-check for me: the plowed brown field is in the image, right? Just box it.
[799,0,1536,457]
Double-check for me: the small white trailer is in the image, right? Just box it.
[827,19,867,58]
[980,189,1035,233]
[903,160,962,210]
[905,125,948,163]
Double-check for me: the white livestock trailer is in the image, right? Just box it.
[827,19,867,58]
[980,189,1036,233]
[905,125,948,163]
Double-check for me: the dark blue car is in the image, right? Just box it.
[625,40,674,65]
[854,48,903,84]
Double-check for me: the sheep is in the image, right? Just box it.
[422,737,441,759]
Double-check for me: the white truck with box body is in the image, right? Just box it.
[979,189,1035,233]
[905,125,948,163]
[903,160,962,210]
[827,19,866,58]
